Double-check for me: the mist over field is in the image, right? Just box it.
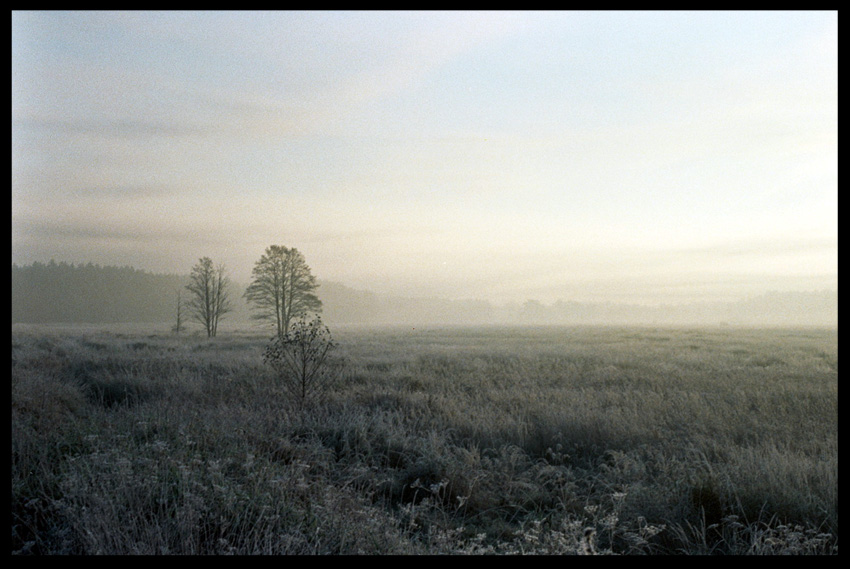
[11,12,838,555]
[10,10,839,555]
[11,261,837,329]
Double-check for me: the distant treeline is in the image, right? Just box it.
[9,261,491,327]
[323,287,838,328]
[12,261,189,323]
[11,261,837,328]
[505,292,838,328]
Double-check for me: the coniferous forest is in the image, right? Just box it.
[11,261,188,324]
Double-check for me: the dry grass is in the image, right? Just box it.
[11,324,837,555]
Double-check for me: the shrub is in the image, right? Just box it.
[263,317,341,408]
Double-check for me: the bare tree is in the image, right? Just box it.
[171,289,185,335]
[185,257,232,337]
[244,245,322,338]
[263,315,339,408]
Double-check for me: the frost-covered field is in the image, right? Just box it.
[12,324,837,554]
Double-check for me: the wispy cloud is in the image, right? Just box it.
[670,237,837,259]
[14,116,208,139]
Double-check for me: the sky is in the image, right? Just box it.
[12,10,837,305]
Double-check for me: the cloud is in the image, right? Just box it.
[672,237,837,259]
[72,185,179,200]
[12,11,529,142]
[325,11,529,103]
[13,210,200,244]
[14,116,208,139]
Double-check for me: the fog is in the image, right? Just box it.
[12,11,836,313]
[12,262,837,329]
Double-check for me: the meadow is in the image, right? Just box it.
[11,323,838,555]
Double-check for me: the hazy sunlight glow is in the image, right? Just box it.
[12,10,837,306]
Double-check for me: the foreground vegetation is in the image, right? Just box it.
[12,324,837,554]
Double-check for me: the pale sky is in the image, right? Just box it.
[12,10,837,305]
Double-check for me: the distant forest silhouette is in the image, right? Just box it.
[11,260,837,328]
[12,261,188,323]
[9,260,492,327]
